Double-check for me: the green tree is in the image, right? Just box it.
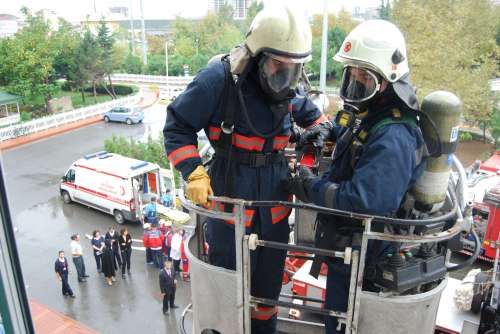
[4,7,59,112]
[96,19,116,98]
[243,1,264,32]
[170,8,244,74]
[52,19,81,81]
[122,53,143,74]
[146,54,166,75]
[78,29,103,102]
[146,34,167,55]
[378,0,391,20]
[491,102,500,147]
[305,26,346,83]
[392,0,498,123]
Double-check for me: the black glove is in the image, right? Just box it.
[299,121,333,148]
[287,166,316,203]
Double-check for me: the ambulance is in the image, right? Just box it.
[60,151,163,224]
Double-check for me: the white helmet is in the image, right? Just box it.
[334,20,408,83]
[244,5,312,101]
[245,5,312,62]
[334,20,419,111]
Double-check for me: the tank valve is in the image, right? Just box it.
[248,234,258,251]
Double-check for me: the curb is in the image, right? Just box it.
[0,115,102,151]
[0,93,159,151]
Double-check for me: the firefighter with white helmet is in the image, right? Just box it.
[164,5,328,333]
[289,20,427,333]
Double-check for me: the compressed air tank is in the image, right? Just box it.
[412,91,462,212]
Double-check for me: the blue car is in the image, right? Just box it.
[103,106,144,125]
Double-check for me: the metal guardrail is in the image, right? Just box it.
[111,73,194,86]
[0,95,140,142]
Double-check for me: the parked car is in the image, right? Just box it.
[159,87,184,102]
[170,87,183,101]
[103,106,144,125]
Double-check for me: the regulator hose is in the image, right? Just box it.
[446,228,480,272]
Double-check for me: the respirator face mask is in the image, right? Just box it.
[340,66,381,114]
[258,53,303,101]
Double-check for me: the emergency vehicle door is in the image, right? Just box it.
[147,172,158,194]
[132,177,142,219]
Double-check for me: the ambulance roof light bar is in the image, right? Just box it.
[130,161,149,170]
[84,151,108,160]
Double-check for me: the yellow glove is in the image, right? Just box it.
[186,165,213,205]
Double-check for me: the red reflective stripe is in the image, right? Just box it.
[74,164,125,179]
[272,135,290,151]
[208,126,221,141]
[209,201,225,212]
[270,205,292,224]
[232,134,265,151]
[251,306,278,320]
[306,114,329,129]
[168,145,200,166]
[225,208,255,228]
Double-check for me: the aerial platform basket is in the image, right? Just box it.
[181,155,477,334]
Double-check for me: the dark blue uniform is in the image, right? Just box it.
[164,61,324,333]
[310,106,427,334]
[55,258,74,297]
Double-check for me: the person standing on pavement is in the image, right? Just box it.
[143,196,159,226]
[105,226,122,271]
[70,234,88,282]
[163,222,173,261]
[142,223,153,264]
[159,260,178,314]
[119,228,132,279]
[161,189,173,208]
[148,224,165,269]
[54,251,75,298]
[91,230,105,273]
[170,228,182,275]
[101,240,117,286]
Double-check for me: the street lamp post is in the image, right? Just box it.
[319,0,329,91]
[165,41,169,98]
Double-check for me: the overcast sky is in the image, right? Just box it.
[1,0,382,22]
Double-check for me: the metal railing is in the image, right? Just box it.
[180,155,474,334]
[0,95,140,142]
[111,73,194,86]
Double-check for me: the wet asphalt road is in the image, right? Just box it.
[1,103,192,334]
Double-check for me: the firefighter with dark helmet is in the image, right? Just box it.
[164,4,328,333]
[288,20,428,334]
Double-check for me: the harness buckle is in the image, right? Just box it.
[251,153,270,168]
[221,122,234,134]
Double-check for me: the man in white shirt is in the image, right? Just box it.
[70,234,89,282]
[170,229,182,276]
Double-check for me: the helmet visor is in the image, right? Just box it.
[340,66,380,103]
[260,54,303,94]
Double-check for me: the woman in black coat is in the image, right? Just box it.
[101,240,116,286]
[119,228,133,279]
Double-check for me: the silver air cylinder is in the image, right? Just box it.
[412,91,462,212]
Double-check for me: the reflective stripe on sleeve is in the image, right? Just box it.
[270,205,292,224]
[168,145,200,167]
[251,306,278,321]
[272,135,290,151]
